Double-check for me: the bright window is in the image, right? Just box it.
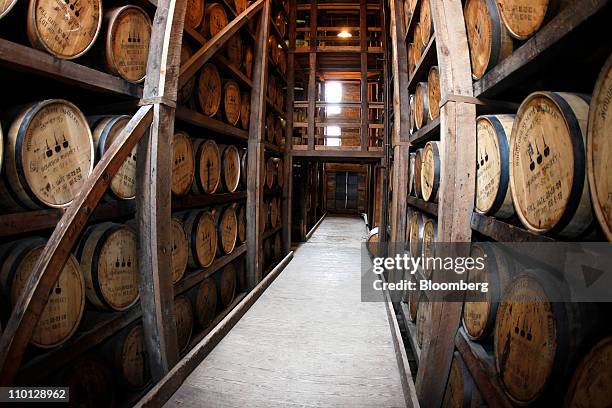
[325,82,342,116]
[326,125,341,146]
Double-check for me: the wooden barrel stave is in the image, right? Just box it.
[421,218,437,278]
[172,131,196,196]
[442,352,485,408]
[202,3,228,39]
[215,263,237,307]
[180,210,217,268]
[419,0,434,48]
[104,6,152,83]
[509,91,593,237]
[237,203,247,243]
[565,336,612,408]
[496,0,549,40]
[185,0,205,30]
[421,141,441,202]
[427,66,441,121]
[197,63,223,117]
[76,223,139,312]
[240,91,251,130]
[219,144,241,192]
[214,204,238,256]
[587,55,612,241]
[415,82,429,130]
[27,0,102,59]
[409,211,425,257]
[0,237,85,348]
[188,277,217,328]
[414,148,424,198]
[0,100,94,211]
[475,114,515,218]
[90,115,138,201]
[226,34,243,69]
[465,0,514,80]
[223,80,242,126]
[178,43,197,105]
[103,324,150,389]
[174,295,194,352]
[192,139,222,194]
[171,217,189,284]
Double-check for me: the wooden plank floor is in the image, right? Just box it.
[166,216,405,407]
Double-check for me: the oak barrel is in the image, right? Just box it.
[104,6,152,83]
[416,296,431,349]
[266,113,275,143]
[174,295,194,352]
[219,144,241,192]
[62,356,115,408]
[197,63,223,117]
[409,211,425,257]
[270,197,280,228]
[409,152,416,195]
[185,0,205,30]
[409,94,416,133]
[509,92,593,237]
[494,273,599,405]
[90,115,137,200]
[565,337,612,408]
[0,237,85,348]
[223,80,242,126]
[413,23,423,59]
[202,3,228,39]
[414,82,429,130]
[366,227,379,257]
[27,0,102,59]
[421,141,441,203]
[244,45,254,79]
[275,118,284,146]
[240,91,251,130]
[0,100,94,211]
[215,263,237,307]
[214,204,238,255]
[407,289,419,322]
[188,277,217,328]
[172,131,196,196]
[178,43,196,105]
[442,353,485,408]
[276,158,285,188]
[180,210,217,268]
[465,0,513,80]
[171,217,189,284]
[0,0,16,20]
[408,43,416,77]
[239,148,248,188]
[587,55,612,241]
[462,243,514,340]
[475,115,515,218]
[496,0,549,40]
[266,157,276,189]
[237,204,246,243]
[273,232,282,261]
[422,218,437,278]
[104,325,150,389]
[414,148,424,198]
[233,0,248,14]
[226,34,243,69]
[76,223,139,311]
[193,139,221,194]
[419,0,433,48]
[268,75,277,106]
[427,66,441,120]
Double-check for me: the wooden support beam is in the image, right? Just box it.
[138,0,191,380]
[360,0,369,150]
[283,0,297,254]
[387,0,410,245]
[307,0,317,150]
[246,0,272,289]
[414,1,476,406]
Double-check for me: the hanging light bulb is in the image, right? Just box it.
[337,30,352,38]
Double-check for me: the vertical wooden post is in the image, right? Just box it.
[360,0,369,150]
[247,0,272,288]
[414,0,476,406]
[283,0,296,254]
[136,0,188,380]
[377,0,390,255]
[387,0,410,244]
[307,0,317,150]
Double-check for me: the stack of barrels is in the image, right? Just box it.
[0,1,153,82]
[464,0,568,80]
[407,141,442,203]
[410,65,440,134]
[407,0,434,78]
[262,155,284,269]
[461,55,612,406]
[180,3,252,132]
